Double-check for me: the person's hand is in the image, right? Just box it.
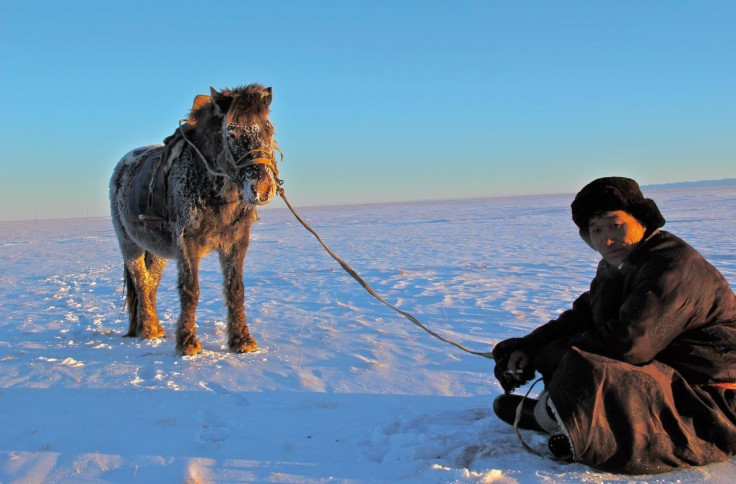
[492,337,523,362]
[493,338,536,393]
[505,350,531,382]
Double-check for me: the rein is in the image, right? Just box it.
[178,118,492,359]
[277,187,495,360]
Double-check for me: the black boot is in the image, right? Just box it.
[493,394,544,432]
[548,433,574,461]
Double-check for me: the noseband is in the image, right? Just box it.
[178,119,283,196]
[230,146,282,180]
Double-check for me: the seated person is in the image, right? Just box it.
[493,177,736,474]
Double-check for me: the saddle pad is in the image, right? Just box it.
[126,146,168,224]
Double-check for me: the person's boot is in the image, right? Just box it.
[548,433,574,461]
[493,391,559,433]
[493,394,544,432]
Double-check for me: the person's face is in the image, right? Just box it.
[588,210,647,267]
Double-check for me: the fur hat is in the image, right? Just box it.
[571,177,665,238]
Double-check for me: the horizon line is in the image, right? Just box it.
[2,178,735,224]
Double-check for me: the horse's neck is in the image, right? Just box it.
[181,131,228,182]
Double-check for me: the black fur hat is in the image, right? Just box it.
[571,177,665,238]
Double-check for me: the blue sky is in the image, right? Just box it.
[1,1,734,221]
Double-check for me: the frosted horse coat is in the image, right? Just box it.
[109,84,280,355]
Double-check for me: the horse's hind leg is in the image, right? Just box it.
[144,251,167,333]
[219,247,258,353]
[124,251,166,339]
[123,265,139,337]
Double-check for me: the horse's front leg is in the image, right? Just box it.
[219,247,258,353]
[176,240,203,355]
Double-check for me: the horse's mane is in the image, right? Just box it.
[188,84,271,129]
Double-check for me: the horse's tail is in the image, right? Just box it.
[123,265,139,337]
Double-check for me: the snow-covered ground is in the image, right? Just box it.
[1,185,735,483]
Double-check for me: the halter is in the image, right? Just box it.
[178,119,283,196]
[220,118,281,179]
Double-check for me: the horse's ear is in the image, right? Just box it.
[262,87,273,107]
[186,95,211,125]
[210,87,232,115]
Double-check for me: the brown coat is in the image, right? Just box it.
[494,230,736,474]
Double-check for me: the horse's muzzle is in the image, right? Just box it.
[244,168,277,205]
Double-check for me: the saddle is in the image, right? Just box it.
[126,94,211,225]
[126,131,185,225]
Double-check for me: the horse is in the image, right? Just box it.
[109,84,281,356]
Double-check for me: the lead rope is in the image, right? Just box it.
[276,173,564,455]
[176,122,490,358]
[276,187,494,360]
[512,377,546,457]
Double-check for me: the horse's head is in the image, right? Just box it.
[191,85,281,206]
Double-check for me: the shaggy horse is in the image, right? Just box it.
[109,84,280,355]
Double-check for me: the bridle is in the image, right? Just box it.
[221,120,282,181]
[178,118,283,196]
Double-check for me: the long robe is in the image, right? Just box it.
[495,230,736,474]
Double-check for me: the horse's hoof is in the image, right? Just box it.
[141,325,165,339]
[124,325,143,338]
[178,339,202,356]
[230,336,258,353]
